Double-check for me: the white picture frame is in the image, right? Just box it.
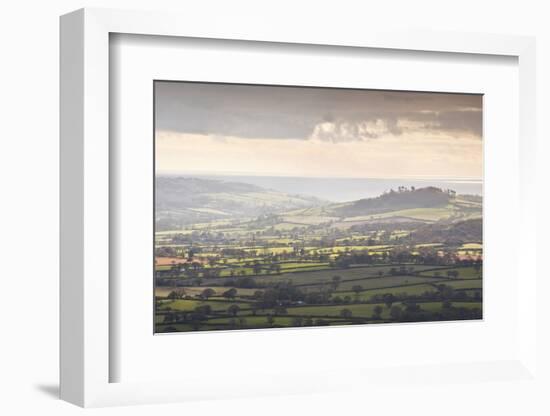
[60,7,538,408]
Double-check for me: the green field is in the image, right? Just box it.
[156,261,482,332]
[337,283,439,300]
[333,275,440,292]
[285,303,388,318]
[343,207,456,222]
[441,279,482,290]
[155,185,483,333]
[157,299,251,312]
[418,266,481,279]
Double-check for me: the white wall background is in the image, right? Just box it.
[0,1,548,414]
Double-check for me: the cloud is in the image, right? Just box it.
[308,108,480,143]
[309,119,401,142]
[155,81,482,142]
[422,108,482,137]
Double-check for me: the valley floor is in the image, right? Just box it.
[155,262,482,333]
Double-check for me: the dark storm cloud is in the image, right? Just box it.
[155,81,482,141]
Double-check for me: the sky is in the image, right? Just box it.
[155,81,483,180]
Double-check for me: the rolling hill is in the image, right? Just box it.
[333,186,453,217]
[156,176,323,230]
[285,187,482,227]
[156,177,482,232]
[411,218,482,245]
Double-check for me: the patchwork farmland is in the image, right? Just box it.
[155,178,482,333]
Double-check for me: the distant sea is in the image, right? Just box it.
[165,173,482,203]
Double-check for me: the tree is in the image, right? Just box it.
[194,304,212,315]
[332,296,343,304]
[455,291,467,300]
[437,284,455,300]
[222,287,237,301]
[331,275,342,290]
[274,306,288,316]
[266,314,275,327]
[292,317,304,327]
[340,308,352,319]
[228,304,240,317]
[235,276,256,288]
[252,261,262,275]
[253,290,264,300]
[390,305,403,320]
[474,258,482,274]
[373,305,383,320]
[445,270,459,279]
[442,300,453,309]
[404,301,421,313]
[167,290,184,301]
[383,293,395,309]
[200,288,215,300]
[351,285,363,300]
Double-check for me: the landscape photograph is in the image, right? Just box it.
[154,81,483,333]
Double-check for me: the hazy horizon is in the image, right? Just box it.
[157,172,482,202]
[156,169,482,182]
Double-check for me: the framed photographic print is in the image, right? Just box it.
[60,7,540,409]
[153,82,484,334]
